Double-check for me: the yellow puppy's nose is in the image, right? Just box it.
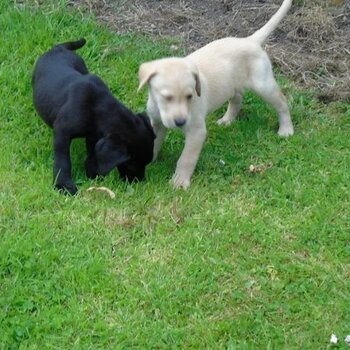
[174,118,186,127]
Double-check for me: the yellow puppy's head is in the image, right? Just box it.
[138,57,201,128]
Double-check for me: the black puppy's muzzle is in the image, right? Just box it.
[118,164,145,182]
[121,173,145,182]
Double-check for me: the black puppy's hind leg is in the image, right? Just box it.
[85,137,99,179]
[53,129,77,195]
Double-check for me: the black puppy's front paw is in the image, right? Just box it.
[54,182,78,196]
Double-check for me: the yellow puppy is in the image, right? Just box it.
[139,0,294,189]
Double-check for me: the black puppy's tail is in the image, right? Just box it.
[55,38,86,51]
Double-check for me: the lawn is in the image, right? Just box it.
[0,1,349,349]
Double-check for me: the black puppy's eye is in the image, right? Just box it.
[186,94,193,100]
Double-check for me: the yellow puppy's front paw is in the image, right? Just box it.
[278,125,294,137]
[217,116,233,126]
[172,173,191,189]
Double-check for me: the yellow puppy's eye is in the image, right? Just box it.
[164,95,174,102]
[186,94,193,100]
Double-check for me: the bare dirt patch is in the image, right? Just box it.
[71,0,350,102]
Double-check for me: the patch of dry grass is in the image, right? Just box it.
[70,0,350,102]
[269,4,350,102]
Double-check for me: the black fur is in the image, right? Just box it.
[32,39,155,195]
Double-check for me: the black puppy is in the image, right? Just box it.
[32,39,155,195]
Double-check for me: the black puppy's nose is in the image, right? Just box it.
[175,118,186,127]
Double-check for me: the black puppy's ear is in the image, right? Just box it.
[138,112,156,139]
[95,136,130,176]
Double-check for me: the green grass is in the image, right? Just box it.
[1,1,350,349]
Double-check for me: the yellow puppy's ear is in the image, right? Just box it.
[193,72,201,97]
[187,59,201,97]
[138,62,157,92]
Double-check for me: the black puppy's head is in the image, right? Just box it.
[117,112,155,182]
[95,112,155,182]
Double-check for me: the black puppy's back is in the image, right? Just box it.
[32,38,87,81]
[32,39,89,127]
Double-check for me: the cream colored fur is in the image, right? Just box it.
[138,0,294,189]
